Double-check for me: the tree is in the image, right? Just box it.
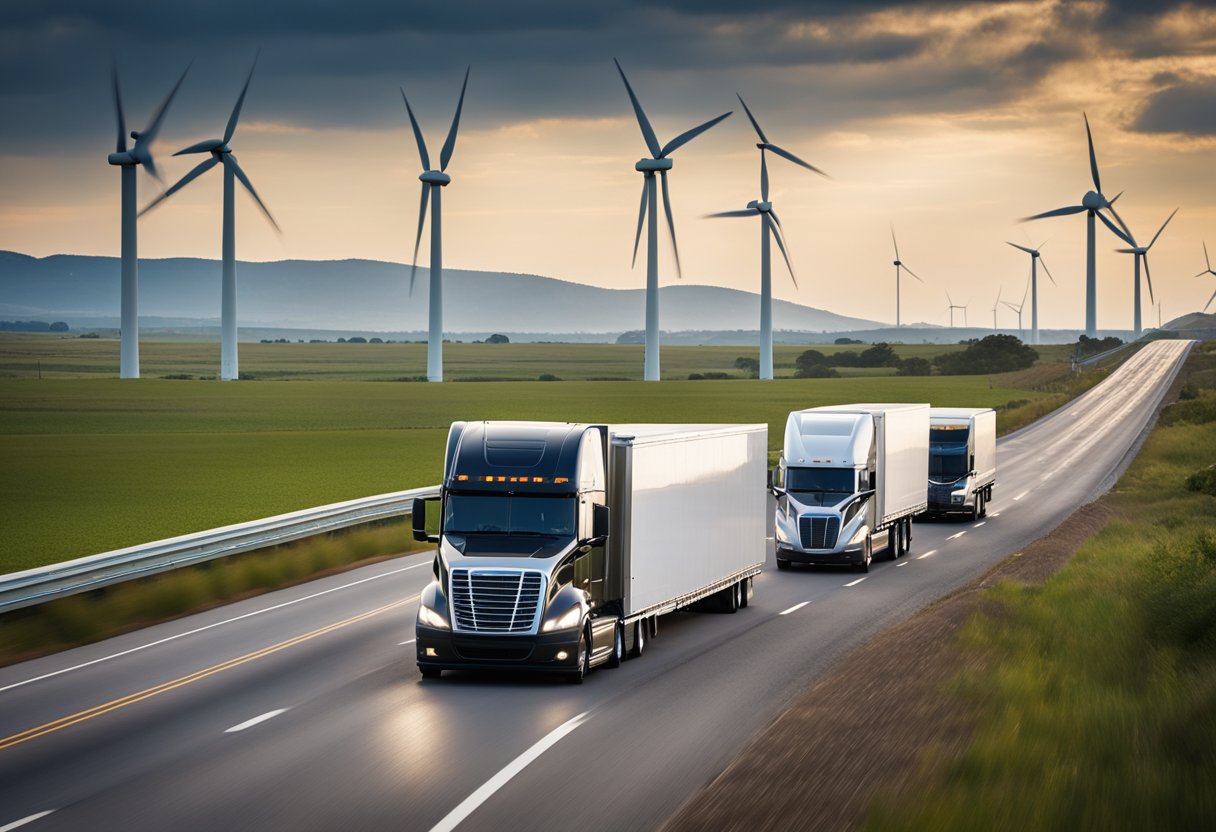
[734,356,760,378]
[49,321,69,332]
[897,357,932,376]
[834,337,863,345]
[795,349,829,374]
[796,364,839,378]
[485,333,510,344]
[934,334,1038,375]
[857,342,899,367]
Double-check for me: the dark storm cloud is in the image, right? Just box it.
[1131,77,1216,135]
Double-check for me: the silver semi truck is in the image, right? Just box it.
[771,403,929,572]
[925,407,997,519]
[411,421,767,682]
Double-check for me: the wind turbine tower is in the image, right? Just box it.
[1197,242,1216,313]
[1115,208,1177,338]
[615,59,731,381]
[141,54,280,382]
[946,292,967,328]
[1003,280,1029,336]
[1023,114,1132,336]
[706,95,826,380]
[1005,241,1057,345]
[991,286,1003,330]
[890,227,925,326]
[108,62,190,379]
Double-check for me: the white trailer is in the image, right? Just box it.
[926,407,997,519]
[772,403,929,572]
[412,421,767,682]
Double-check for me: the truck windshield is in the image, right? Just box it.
[929,452,969,480]
[443,495,576,537]
[786,467,855,502]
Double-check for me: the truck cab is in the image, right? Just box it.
[926,407,997,520]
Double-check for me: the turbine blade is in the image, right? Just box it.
[1006,241,1036,255]
[736,93,768,143]
[765,142,828,177]
[1021,205,1086,221]
[1206,240,1212,272]
[768,207,785,229]
[224,52,259,145]
[138,155,218,216]
[761,151,769,202]
[143,155,160,182]
[902,263,925,283]
[613,58,661,158]
[1002,301,1020,312]
[1039,255,1058,286]
[400,89,430,171]
[659,110,732,158]
[410,183,430,295]
[1143,255,1155,304]
[174,138,224,156]
[1147,207,1178,250]
[225,155,280,233]
[660,170,682,278]
[1096,210,1134,246]
[946,290,954,306]
[890,225,900,261]
[766,214,797,289]
[704,209,758,218]
[994,285,1002,307]
[631,178,647,268]
[139,61,191,147]
[112,63,127,153]
[1084,112,1101,194]
[439,66,469,172]
[1105,197,1134,238]
[1206,288,1216,314]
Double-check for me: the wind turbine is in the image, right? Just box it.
[1003,280,1029,336]
[141,55,279,382]
[991,286,1003,330]
[1197,242,1216,313]
[615,58,732,381]
[1114,208,1177,338]
[108,62,190,379]
[401,68,469,383]
[1022,113,1133,336]
[1005,241,1057,345]
[946,292,967,329]
[890,227,925,326]
[705,94,826,380]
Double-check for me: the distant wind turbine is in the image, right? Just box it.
[141,54,279,382]
[991,286,1003,330]
[1115,208,1177,338]
[946,292,967,328]
[615,58,732,381]
[1002,280,1029,336]
[108,61,191,379]
[890,227,925,326]
[401,68,470,383]
[705,94,826,380]
[1005,241,1057,345]
[1194,242,1216,313]
[1022,113,1133,336]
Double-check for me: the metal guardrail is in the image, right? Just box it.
[0,485,441,614]
[1074,340,1140,369]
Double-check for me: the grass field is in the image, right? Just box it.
[0,335,1089,572]
[865,344,1216,831]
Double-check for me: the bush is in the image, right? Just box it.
[1180,383,1201,401]
[734,357,760,377]
[1076,334,1123,358]
[857,343,900,367]
[1186,465,1216,496]
[237,371,255,380]
[1161,395,1216,426]
[688,372,732,380]
[161,374,193,380]
[346,336,367,344]
[794,349,830,375]
[795,365,839,379]
[484,333,510,344]
[897,357,932,376]
[538,373,561,381]
[835,337,863,345]
[934,334,1038,375]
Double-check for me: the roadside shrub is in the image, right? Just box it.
[237,371,256,380]
[161,374,193,380]
[734,356,760,378]
[1161,394,1216,426]
[795,365,839,379]
[538,373,561,382]
[1186,465,1216,497]
[934,334,1038,375]
[688,372,731,380]
[1179,383,1200,400]
[897,357,932,376]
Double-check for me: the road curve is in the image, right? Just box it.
[0,340,1191,832]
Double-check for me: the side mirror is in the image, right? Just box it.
[591,503,611,540]
[768,467,785,497]
[412,496,440,543]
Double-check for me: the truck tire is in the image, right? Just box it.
[568,629,590,684]
[631,620,646,658]
[978,490,988,518]
[856,534,872,573]
[608,621,624,668]
[419,666,442,680]
[740,577,750,608]
[776,558,791,570]
[721,582,740,614]
[902,518,912,555]
[888,526,898,560]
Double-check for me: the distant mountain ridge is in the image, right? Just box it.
[0,251,882,335]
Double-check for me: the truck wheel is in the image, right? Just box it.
[740,577,750,608]
[419,667,442,680]
[978,490,988,518]
[902,518,912,555]
[857,535,872,573]
[776,558,791,570]
[631,620,646,658]
[888,526,899,560]
[720,582,740,613]
[567,630,590,684]
[608,622,624,668]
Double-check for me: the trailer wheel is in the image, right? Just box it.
[902,518,912,555]
[776,558,791,570]
[631,620,646,658]
[888,525,901,560]
[740,577,751,608]
[608,621,624,668]
[567,629,590,684]
[978,490,988,519]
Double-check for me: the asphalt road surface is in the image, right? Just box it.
[0,340,1191,832]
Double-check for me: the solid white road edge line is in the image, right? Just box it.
[947,531,966,540]
[974,521,987,527]
[896,562,908,567]
[400,639,416,646]
[1013,491,1028,501]
[843,577,867,587]
[917,549,939,560]
[779,602,810,615]
[989,512,1001,518]
[428,711,592,832]
[0,811,57,832]
[0,561,429,696]
[225,708,289,734]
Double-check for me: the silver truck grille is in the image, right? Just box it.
[798,515,840,550]
[450,569,544,633]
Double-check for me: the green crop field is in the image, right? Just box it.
[0,335,1084,572]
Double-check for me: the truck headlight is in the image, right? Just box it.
[542,605,583,633]
[951,490,966,504]
[418,601,450,630]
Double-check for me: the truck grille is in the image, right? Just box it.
[450,569,544,634]
[799,515,840,550]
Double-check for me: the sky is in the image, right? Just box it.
[2,0,1215,330]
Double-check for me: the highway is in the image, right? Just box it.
[0,339,1191,832]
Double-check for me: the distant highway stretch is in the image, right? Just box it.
[0,339,1191,832]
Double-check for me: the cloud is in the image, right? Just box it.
[1131,76,1216,135]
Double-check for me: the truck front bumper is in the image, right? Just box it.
[776,544,865,567]
[415,625,583,674]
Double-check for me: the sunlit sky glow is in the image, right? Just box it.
[2,0,1215,329]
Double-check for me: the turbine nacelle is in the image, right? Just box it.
[420,170,452,186]
[1082,191,1105,210]
[754,200,772,213]
[108,151,136,166]
[635,157,674,173]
